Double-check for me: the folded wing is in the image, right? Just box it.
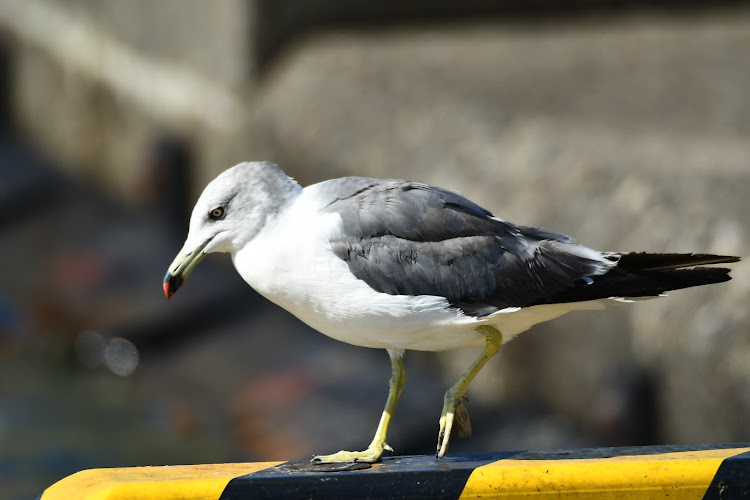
[323,179,738,316]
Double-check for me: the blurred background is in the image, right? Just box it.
[1,1,749,497]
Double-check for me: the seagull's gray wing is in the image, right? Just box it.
[321,179,738,316]
[321,179,612,315]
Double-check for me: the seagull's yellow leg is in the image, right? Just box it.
[437,325,503,459]
[313,349,406,463]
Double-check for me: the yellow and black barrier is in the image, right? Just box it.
[42,444,750,499]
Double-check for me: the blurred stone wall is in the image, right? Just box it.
[0,0,252,195]
[0,0,748,447]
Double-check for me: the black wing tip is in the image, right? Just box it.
[617,252,740,271]
[522,253,739,307]
[649,265,734,288]
[612,253,740,295]
[689,266,734,285]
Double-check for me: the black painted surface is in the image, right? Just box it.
[219,452,519,500]
[703,450,750,500]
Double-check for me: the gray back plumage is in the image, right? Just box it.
[321,179,612,315]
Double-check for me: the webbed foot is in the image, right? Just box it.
[437,396,471,458]
[312,443,392,464]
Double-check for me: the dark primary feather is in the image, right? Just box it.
[321,178,739,316]
[535,252,739,306]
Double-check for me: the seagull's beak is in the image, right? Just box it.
[163,241,209,299]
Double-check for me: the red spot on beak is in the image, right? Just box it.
[164,272,185,299]
[163,272,184,299]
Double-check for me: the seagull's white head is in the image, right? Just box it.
[163,161,301,298]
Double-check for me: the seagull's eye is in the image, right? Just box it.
[209,207,225,220]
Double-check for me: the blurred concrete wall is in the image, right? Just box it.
[0,0,252,195]
[3,1,745,198]
[1,0,748,447]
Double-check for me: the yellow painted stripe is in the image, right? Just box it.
[460,448,750,499]
[41,461,283,500]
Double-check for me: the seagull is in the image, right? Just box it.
[164,161,738,463]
